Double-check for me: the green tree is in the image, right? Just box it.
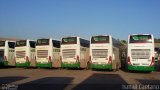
[154,38,160,43]
[120,40,127,44]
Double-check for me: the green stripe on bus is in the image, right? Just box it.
[16,62,30,67]
[128,65,155,71]
[61,62,80,68]
[90,64,112,70]
[36,62,52,68]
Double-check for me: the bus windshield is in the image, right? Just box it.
[0,41,5,47]
[62,37,77,44]
[16,40,26,47]
[36,39,49,45]
[91,36,109,43]
[130,35,152,43]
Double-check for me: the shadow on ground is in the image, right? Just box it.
[18,77,74,90]
[0,66,16,69]
[0,76,28,84]
[136,79,160,85]
[73,73,128,90]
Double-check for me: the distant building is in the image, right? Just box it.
[155,43,160,48]
[0,37,23,41]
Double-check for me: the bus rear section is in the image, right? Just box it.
[127,34,155,71]
[36,39,52,68]
[36,38,61,68]
[0,41,15,66]
[90,35,121,70]
[61,37,90,69]
[15,40,36,67]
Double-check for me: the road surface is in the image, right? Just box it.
[0,67,159,90]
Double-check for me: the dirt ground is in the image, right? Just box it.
[0,67,160,90]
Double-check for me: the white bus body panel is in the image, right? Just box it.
[15,47,27,64]
[36,38,61,68]
[90,44,111,64]
[128,43,154,66]
[90,35,121,70]
[36,46,51,64]
[61,37,90,68]
[15,40,36,67]
[61,44,78,63]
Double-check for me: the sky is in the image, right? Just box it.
[0,0,160,40]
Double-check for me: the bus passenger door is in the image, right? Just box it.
[8,49,15,66]
[52,48,61,68]
[30,48,36,67]
[112,48,120,70]
[80,47,88,68]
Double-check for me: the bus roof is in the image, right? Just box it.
[61,36,90,40]
[129,34,153,36]
[16,39,36,42]
[62,36,79,38]
[0,40,16,42]
[91,35,111,37]
[37,38,60,41]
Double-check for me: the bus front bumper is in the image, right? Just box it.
[16,62,30,67]
[36,62,52,68]
[128,65,155,71]
[90,64,112,70]
[61,62,80,68]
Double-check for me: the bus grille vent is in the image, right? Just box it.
[62,49,76,58]
[131,49,150,59]
[16,51,25,58]
[37,50,48,58]
[92,49,108,58]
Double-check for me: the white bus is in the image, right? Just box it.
[0,40,15,66]
[90,35,121,70]
[61,36,90,68]
[15,40,36,67]
[36,38,61,68]
[127,34,155,71]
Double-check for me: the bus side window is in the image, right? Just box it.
[80,38,89,48]
[53,40,60,48]
[8,42,15,49]
[29,41,36,48]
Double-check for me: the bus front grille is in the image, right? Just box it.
[37,50,48,58]
[92,49,108,58]
[16,51,26,58]
[131,49,150,59]
[62,49,76,58]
